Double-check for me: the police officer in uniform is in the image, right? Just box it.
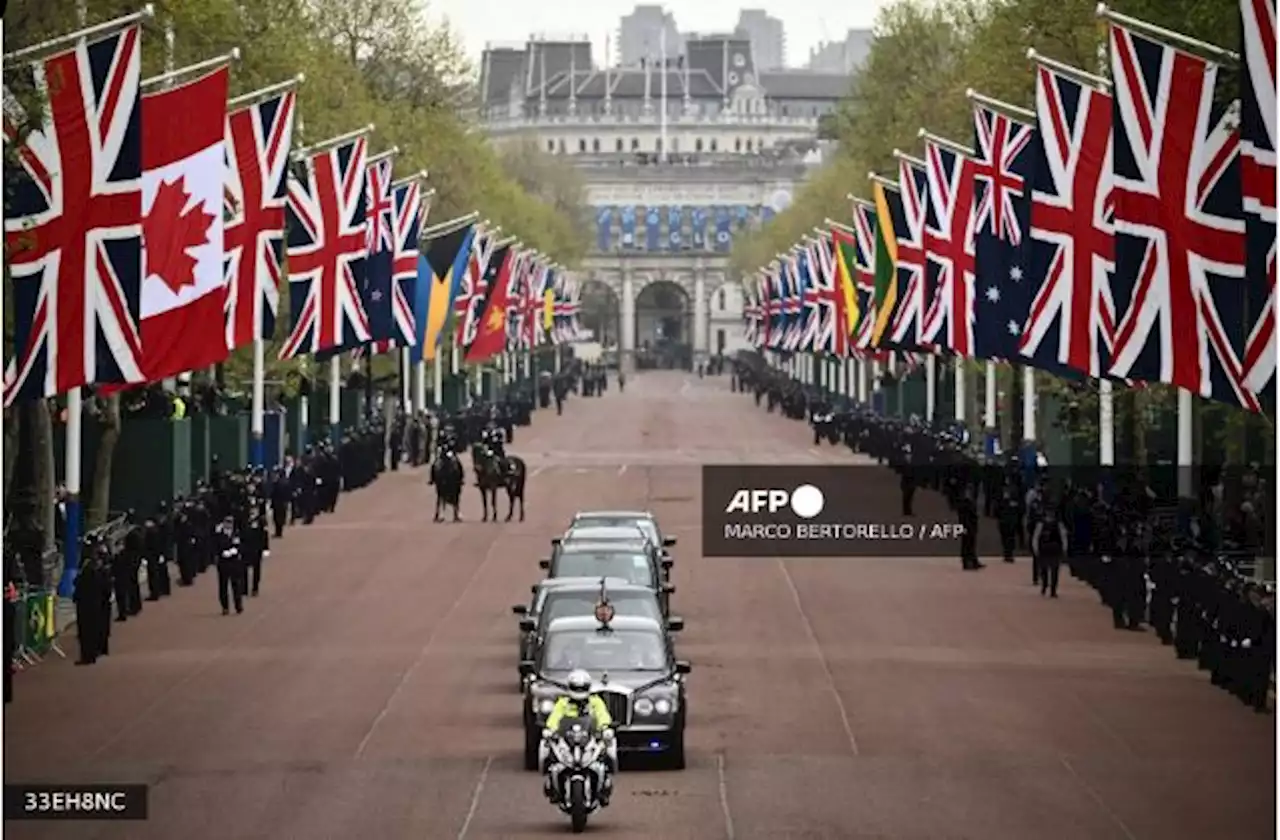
[215,515,246,615]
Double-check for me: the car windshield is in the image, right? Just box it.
[542,592,661,624]
[575,517,659,545]
[541,629,669,672]
[554,552,655,586]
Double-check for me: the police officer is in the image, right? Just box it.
[215,515,245,615]
[997,486,1021,563]
[1033,505,1067,598]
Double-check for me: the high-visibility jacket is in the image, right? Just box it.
[545,694,613,732]
[171,397,186,419]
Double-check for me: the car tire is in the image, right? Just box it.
[668,725,686,770]
[524,724,540,772]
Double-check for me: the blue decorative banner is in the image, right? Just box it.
[596,206,613,252]
[667,206,683,250]
[620,206,636,249]
[691,207,708,250]
[645,206,661,251]
[735,204,751,231]
[714,207,732,253]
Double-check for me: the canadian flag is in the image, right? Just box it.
[138,68,230,380]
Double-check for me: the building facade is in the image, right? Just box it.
[478,36,850,367]
[618,5,683,65]
[733,10,786,71]
[805,29,874,75]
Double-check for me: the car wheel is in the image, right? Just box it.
[524,724,540,772]
[667,725,686,770]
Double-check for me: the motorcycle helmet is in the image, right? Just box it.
[566,669,592,703]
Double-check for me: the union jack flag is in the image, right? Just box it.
[522,258,552,349]
[808,236,848,356]
[970,103,1035,362]
[1019,65,1117,379]
[1240,0,1277,404]
[387,181,422,346]
[765,263,785,350]
[278,137,371,358]
[552,273,582,344]
[781,254,805,351]
[886,157,931,350]
[1106,23,1258,411]
[3,27,144,405]
[743,284,763,346]
[851,201,879,352]
[919,138,978,355]
[223,90,295,351]
[503,249,530,352]
[796,247,821,352]
[454,227,494,347]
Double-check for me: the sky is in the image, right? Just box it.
[427,0,891,69]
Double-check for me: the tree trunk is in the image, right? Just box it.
[3,405,19,505]
[87,393,121,529]
[33,400,55,554]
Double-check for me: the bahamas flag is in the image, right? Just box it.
[414,221,476,363]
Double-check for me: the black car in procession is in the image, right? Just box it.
[540,539,674,616]
[521,614,691,771]
[569,511,678,564]
[513,579,682,676]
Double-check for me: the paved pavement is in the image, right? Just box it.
[4,372,1273,839]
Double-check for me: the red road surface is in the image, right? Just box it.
[4,372,1274,839]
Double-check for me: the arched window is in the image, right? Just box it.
[592,138,601,152]
[695,138,704,152]
[616,138,624,152]
[631,137,640,151]
[745,138,753,152]
[717,288,727,310]
[578,138,587,153]
[547,139,556,153]
[734,138,742,153]
[710,138,718,152]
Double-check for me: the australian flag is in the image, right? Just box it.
[970,101,1036,361]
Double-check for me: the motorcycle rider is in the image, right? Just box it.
[540,668,618,806]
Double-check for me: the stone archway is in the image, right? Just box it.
[579,278,620,349]
[633,280,692,369]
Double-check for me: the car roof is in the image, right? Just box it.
[574,511,654,521]
[557,539,650,553]
[537,576,632,591]
[540,581,655,596]
[545,615,665,634]
[564,524,649,539]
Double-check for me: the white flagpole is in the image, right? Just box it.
[954,358,966,423]
[250,336,265,466]
[432,354,443,407]
[1098,378,1114,465]
[1022,367,1036,442]
[400,347,411,411]
[1177,388,1194,497]
[984,361,997,427]
[414,357,426,413]
[61,1,91,598]
[925,354,936,421]
[329,356,341,444]
[160,17,178,394]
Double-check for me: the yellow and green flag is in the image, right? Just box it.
[831,226,860,343]
[871,181,902,346]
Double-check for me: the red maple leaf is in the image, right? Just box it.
[143,176,215,294]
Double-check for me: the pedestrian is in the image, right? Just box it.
[1032,506,1067,598]
[214,516,245,616]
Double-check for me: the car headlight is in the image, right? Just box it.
[537,698,555,715]
[654,698,672,715]
[633,697,654,716]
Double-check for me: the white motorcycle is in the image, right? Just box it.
[540,718,616,833]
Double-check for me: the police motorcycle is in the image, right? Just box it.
[537,674,617,833]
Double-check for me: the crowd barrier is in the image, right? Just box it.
[10,549,65,670]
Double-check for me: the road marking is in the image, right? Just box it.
[354,542,498,758]
[617,464,628,476]
[776,558,860,756]
[717,753,736,840]
[456,755,493,839]
[1059,756,1138,840]
[530,464,547,478]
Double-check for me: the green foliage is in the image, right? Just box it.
[730,0,1239,278]
[6,0,588,387]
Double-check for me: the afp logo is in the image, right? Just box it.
[723,485,825,519]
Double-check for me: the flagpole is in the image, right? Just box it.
[414,355,426,414]
[6,5,154,63]
[1022,366,1037,443]
[984,361,996,428]
[432,354,443,407]
[401,347,412,412]
[329,356,341,445]
[160,17,178,396]
[250,336,265,467]
[925,355,936,422]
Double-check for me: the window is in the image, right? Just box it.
[710,138,718,152]
[671,136,679,153]
[593,138,601,152]
[758,137,764,150]
[656,137,663,152]
[716,329,726,354]
[631,137,640,151]
[547,139,555,153]
[695,138,704,152]
[616,138,624,152]
[557,138,566,153]
[734,138,742,152]
[578,138,586,153]
[717,289,726,310]
[745,139,753,152]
